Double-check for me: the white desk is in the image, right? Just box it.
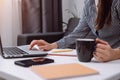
[0,46,120,80]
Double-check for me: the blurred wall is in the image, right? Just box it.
[0,0,21,46]
[62,0,84,23]
[0,0,84,46]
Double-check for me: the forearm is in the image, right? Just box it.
[56,36,76,49]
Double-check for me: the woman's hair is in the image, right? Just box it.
[95,0,113,30]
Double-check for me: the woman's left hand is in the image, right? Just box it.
[93,38,116,62]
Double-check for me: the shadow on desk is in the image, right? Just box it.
[91,58,120,64]
[0,71,21,80]
[0,77,5,80]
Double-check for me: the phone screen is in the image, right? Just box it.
[15,58,54,67]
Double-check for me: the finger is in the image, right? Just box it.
[29,40,38,50]
[96,44,109,50]
[29,40,48,50]
[39,46,49,51]
[96,38,108,45]
[95,48,106,56]
[95,48,107,58]
[94,53,109,62]
[93,53,103,62]
[38,46,45,51]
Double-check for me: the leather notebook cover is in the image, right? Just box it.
[31,63,99,80]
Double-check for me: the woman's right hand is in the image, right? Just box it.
[29,39,58,51]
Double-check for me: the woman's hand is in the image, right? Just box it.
[93,38,120,62]
[29,39,58,51]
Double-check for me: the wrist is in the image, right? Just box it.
[113,48,120,60]
[50,42,58,49]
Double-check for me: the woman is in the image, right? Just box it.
[29,0,120,62]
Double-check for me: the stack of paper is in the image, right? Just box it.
[48,49,77,57]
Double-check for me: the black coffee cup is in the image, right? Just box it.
[76,39,96,62]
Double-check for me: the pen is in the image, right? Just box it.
[48,53,77,57]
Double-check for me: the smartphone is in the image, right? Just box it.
[14,58,54,67]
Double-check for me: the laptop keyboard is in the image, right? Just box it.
[3,47,28,57]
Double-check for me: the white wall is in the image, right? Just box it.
[0,0,21,46]
[62,0,84,23]
[0,0,84,46]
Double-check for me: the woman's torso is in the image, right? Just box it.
[85,0,120,48]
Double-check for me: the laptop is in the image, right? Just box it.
[0,37,48,59]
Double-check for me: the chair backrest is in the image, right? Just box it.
[64,18,80,36]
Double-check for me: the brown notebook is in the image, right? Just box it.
[31,63,99,80]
